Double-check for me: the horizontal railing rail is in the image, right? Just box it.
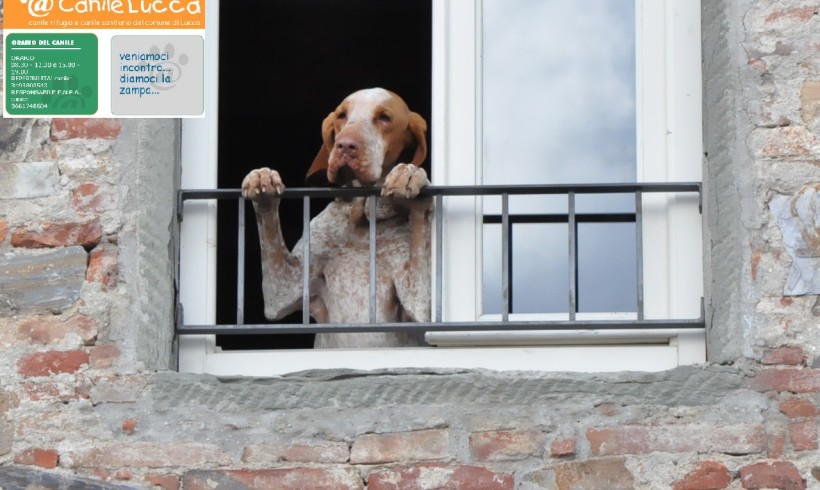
[177,182,702,219]
[176,182,704,336]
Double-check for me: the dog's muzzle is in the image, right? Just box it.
[333,165,357,186]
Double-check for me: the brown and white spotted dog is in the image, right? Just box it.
[241,88,432,348]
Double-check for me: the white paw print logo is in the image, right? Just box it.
[142,43,189,90]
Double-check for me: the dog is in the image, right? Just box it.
[241,88,432,348]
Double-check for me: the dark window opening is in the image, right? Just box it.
[216,0,433,350]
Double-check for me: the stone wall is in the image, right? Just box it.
[1,0,819,489]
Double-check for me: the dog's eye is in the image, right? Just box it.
[377,112,392,123]
[337,111,347,120]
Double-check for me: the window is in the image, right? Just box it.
[178,0,704,375]
[481,0,639,317]
[212,0,432,352]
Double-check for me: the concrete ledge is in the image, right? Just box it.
[149,365,746,412]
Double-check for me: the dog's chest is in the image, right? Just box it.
[323,219,411,278]
[315,216,411,321]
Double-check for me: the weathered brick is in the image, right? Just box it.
[11,220,102,249]
[469,428,544,461]
[71,183,104,215]
[145,474,180,490]
[672,460,732,490]
[14,448,59,469]
[67,442,233,468]
[801,80,820,126]
[550,437,577,457]
[241,441,349,463]
[789,420,818,451]
[51,119,122,141]
[766,424,786,459]
[17,350,89,377]
[14,410,106,448]
[0,161,58,199]
[351,429,449,464]
[586,424,765,456]
[86,245,118,287]
[111,470,133,481]
[184,468,363,490]
[739,461,806,490]
[0,246,87,315]
[762,347,805,366]
[89,344,120,369]
[750,368,820,393]
[780,399,818,418]
[553,458,634,490]
[17,315,98,345]
[368,463,514,490]
[765,6,819,23]
[750,126,818,159]
[91,468,110,481]
[21,380,89,402]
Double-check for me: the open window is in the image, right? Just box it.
[178,0,705,375]
[213,0,432,352]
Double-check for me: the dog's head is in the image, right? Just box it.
[306,88,427,187]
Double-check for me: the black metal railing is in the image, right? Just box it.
[176,182,704,336]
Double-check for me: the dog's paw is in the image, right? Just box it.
[381,164,429,199]
[242,167,285,201]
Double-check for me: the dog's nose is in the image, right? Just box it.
[335,136,359,154]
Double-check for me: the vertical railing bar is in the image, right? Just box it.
[501,193,510,322]
[236,198,246,325]
[435,194,443,323]
[568,192,577,321]
[302,196,311,325]
[369,196,378,324]
[575,220,580,314]
[635,191,645,320]
[508,226,514,314]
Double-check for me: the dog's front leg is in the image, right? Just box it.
[242,167,304,320]
[382,164,433,323]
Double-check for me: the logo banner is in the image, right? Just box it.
[4,0,207,117]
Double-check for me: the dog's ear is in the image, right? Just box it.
[306,145,331,186]
[406,112,428,167]
[305,112,336,185]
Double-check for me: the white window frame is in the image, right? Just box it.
[178,0,704,376]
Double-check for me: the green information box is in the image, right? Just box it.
[5,33,98,116]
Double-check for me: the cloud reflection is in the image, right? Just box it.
[481,0,638,315]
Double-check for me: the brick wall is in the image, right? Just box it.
[4,365,819,489]
[1,0,819,489]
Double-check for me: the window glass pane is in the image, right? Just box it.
[483,223,569,314]
[481,0,636,314]
[482,0,636,188]
[577,222,637,313]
